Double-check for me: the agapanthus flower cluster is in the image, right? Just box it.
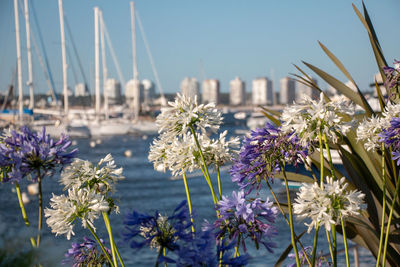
[63,237,111,267]
[379,115,400,165]
[383,60,400,92]
[149,130,238,176]
[123,200,193,252]
[357,102,400,151]
[60,154,124,201]
[0,126,77,183]
[45,187,109,240]
[208,190,278,253]
[293,177,365,233]
[230,123,308,190]
[156,93,222,139]
[281,92,355,145]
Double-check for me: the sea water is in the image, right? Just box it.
[0,124,374,266]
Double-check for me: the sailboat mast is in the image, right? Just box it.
[13,0,23,121]
[130,2,138,81]
[99,10,109,120]
[58,0,68,116]
[24,0,34,110]
[94,7,100,120]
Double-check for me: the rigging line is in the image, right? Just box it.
[101,15,126,88]
[66,44,79,86]
[30,0,58,102]
[64,15,89,87]
[136,11,165,99]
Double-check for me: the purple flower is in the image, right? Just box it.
[123,200,193,253]
[0,126,78,183]
[379,116,400,165]
[208,190,278,254]
[383,60,400,91]
[63,237,111,267]
[230,123,308,191]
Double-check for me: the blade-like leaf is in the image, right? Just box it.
[318,41,374,116]
[303,61,371,111]
[375,79,386,112]
[274,172,314,183]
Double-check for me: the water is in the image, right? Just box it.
[0,124,375,266]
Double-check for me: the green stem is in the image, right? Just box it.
[332,223,337,267]
[15,182,37,247]
[318,131,324,186]
[282,165,300,267]
[311,223,320,267]
[325,228,334,264]
[264,179,311,266]
[323,133,336,178]
[217,165,222,200]
[189,125,218,205]
[102,212,119,267]
[36,171,43,246]
[377,143,386,267]
[234,234,241,258]
[182,172,195,233]
[87,224,115,267]
[163,247,167,267]
[312,131,325,266]
[382,173,400,267]
[341,215,350,267]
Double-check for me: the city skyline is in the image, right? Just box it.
[0,0,399,97]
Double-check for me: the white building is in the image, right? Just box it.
[181,77,200,100]
[252,77,273,105]
[202,79,220,104]
[280,77,296,104]
[296,76,319,102]
[142,79,155,107]
[229,77,246,106]
[105,78,122,104]
[74,83,89,97]
[126,79,143,117]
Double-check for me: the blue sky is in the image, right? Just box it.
[0,0,399,96]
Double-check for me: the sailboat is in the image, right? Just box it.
[86,2,160,136]
[30,0,90,138]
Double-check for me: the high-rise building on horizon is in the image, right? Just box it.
[202,79,220,104]
[229,77,246,106]
[280,77,296,104]
[74,83,89,97]
[252,77,273,106]
[105,78,122,104]
[296,76,319,102]
[181,77,200,101]
[142,79,155,107]
[126,79,143,117]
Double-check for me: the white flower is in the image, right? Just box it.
[201,130,240,166]
[356,116,387,151]
[45,187,109,240]
[293,177,365,233]
[281,92,355,145]
[356,103,400,151]
[60,154,124,195]
[156,93,222,139]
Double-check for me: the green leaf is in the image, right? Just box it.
[292,64,329,100]
[274,172,313,183]
[303,61,370,111]
[375,79,386,112]
[318,41,374,116]
[258,106,281,126]
[274,231,306,267]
